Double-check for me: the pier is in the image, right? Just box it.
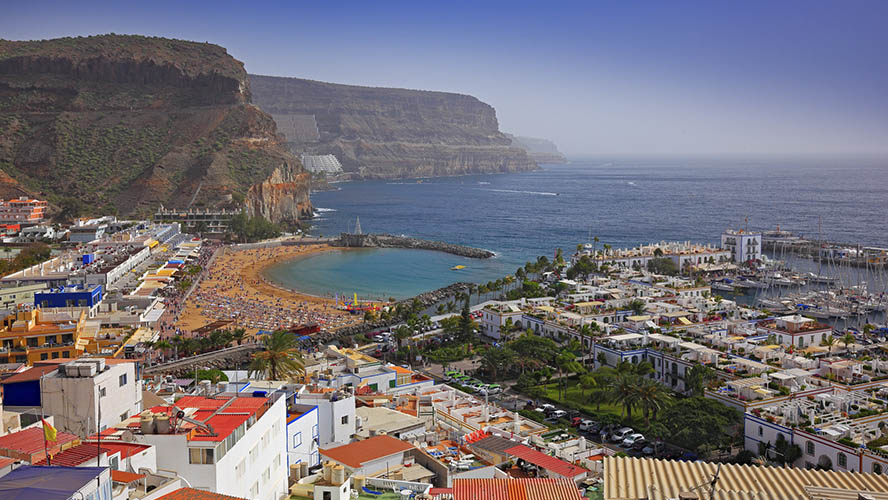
[334,233,495,258]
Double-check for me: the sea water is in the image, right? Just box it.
[266,158,888,299]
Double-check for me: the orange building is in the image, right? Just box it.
[0,197,46,224]
[0,305,87,365]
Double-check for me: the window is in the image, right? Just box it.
[120,411,128,421]
[99,387,106,397]
[806,441,815,456]
[293,432,303,448]
[40,353,48,360]
[312,424,319,440]
[51,352,59,359]
[119,374,127,386]
[236,459,245,479]
[188,448,214,464]
[875,463,883,474]
[758,426,763,437]
[62,351,70,358]
[838,453,847,468]
[341,415,348,425]
[389,380,396,388]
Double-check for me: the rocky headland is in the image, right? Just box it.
[0,35,311,222]
[248,75,539,179]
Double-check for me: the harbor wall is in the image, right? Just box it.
[335,233,494,259]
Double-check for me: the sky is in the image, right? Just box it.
[4,1,888,158]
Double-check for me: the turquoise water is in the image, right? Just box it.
[266,159,888,299]
[263,248,508,301]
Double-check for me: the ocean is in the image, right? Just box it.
[266,158,888,299]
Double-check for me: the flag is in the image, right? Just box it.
[42,419,57,442]
[354,292,358,305]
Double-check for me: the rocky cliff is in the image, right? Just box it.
[505,134,568,164]
[0,35,311,222]
[248,75,538,178]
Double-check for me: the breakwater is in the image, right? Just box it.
[335,233,494,258]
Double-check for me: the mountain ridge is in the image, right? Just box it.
[248,74,538,179]
[0,34,310,222]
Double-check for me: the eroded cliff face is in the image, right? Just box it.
[248,75,538,178]
[245,162,312,223]
[0,35,310,222]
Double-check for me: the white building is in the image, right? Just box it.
[320,434,415,477]
[287,404,320,469]
[292,387,355,447]
[757,315,832,349]
[131,393,289,500]
[722,230,762,263]
[41,358,141,435]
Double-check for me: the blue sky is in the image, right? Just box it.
[4,1,888,157]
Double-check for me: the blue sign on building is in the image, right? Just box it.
[34,284,103,309]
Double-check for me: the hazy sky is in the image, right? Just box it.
[4,1,888,157]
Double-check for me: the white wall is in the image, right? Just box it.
[351,451,407,477]
[287,406,320,469]
[42,362,140,435]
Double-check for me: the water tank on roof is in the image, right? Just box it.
[252,390,267,398]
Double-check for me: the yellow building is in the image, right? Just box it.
[0,306,87,365]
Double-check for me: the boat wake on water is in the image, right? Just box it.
[476,188,558,196]
[314,207,337,213]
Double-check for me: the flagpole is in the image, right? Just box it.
[40,374,50,466]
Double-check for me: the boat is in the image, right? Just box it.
[710,281,735,292]
[805,272,837,284]
[451,265,466,271]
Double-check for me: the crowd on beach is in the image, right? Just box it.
[174,246,360,335]
[156,241,220,338]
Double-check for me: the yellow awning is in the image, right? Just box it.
[678,317,693,325]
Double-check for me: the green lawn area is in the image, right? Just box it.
[534,380,652,430]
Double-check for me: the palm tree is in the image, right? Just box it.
[635,378,671,425]
[842,333,856,351]
[685,363,715,397]
[821,334,836,353]
[395,324,413,351]
[248,330,305,381]
[578,373,597,397]
[628,299,647,317]
[610,373,639,418]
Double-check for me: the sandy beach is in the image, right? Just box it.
[175,244,362,335]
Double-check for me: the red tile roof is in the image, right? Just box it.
[111,470,145,483]
[0,457,15,469]
[451,478,584,500]
[0,427,79,456]
[157,487,247,500]
[146,395,269,442]
[87,440,151,459]
[34,443,110,466]
[504,445,589,479]
[0,365,59,384]
[320,435,414,469]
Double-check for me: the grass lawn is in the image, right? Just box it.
[535,381,649,429]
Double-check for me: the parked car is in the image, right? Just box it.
[642,441,665,456]
[571,417,583,427]
[550,409,567,420]
[539,403,556,414]
[631,438,649,452]
[621,433,645,448]
[480,384,502,396]
[610,427,634,443]
[578,420,597,432]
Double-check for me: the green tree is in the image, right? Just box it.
[842,333,856,351]
[647,257,678,276]
[479,346,516,380]
[395,324,413,351]
[578,373,597,397]
[248,331,305,381]
[685,364,716,397]
[660,397,741,452]
[628,299,648,317]
[610,374,639,418]
[635,377,671,425]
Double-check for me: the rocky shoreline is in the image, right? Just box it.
[335,233,494,259]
